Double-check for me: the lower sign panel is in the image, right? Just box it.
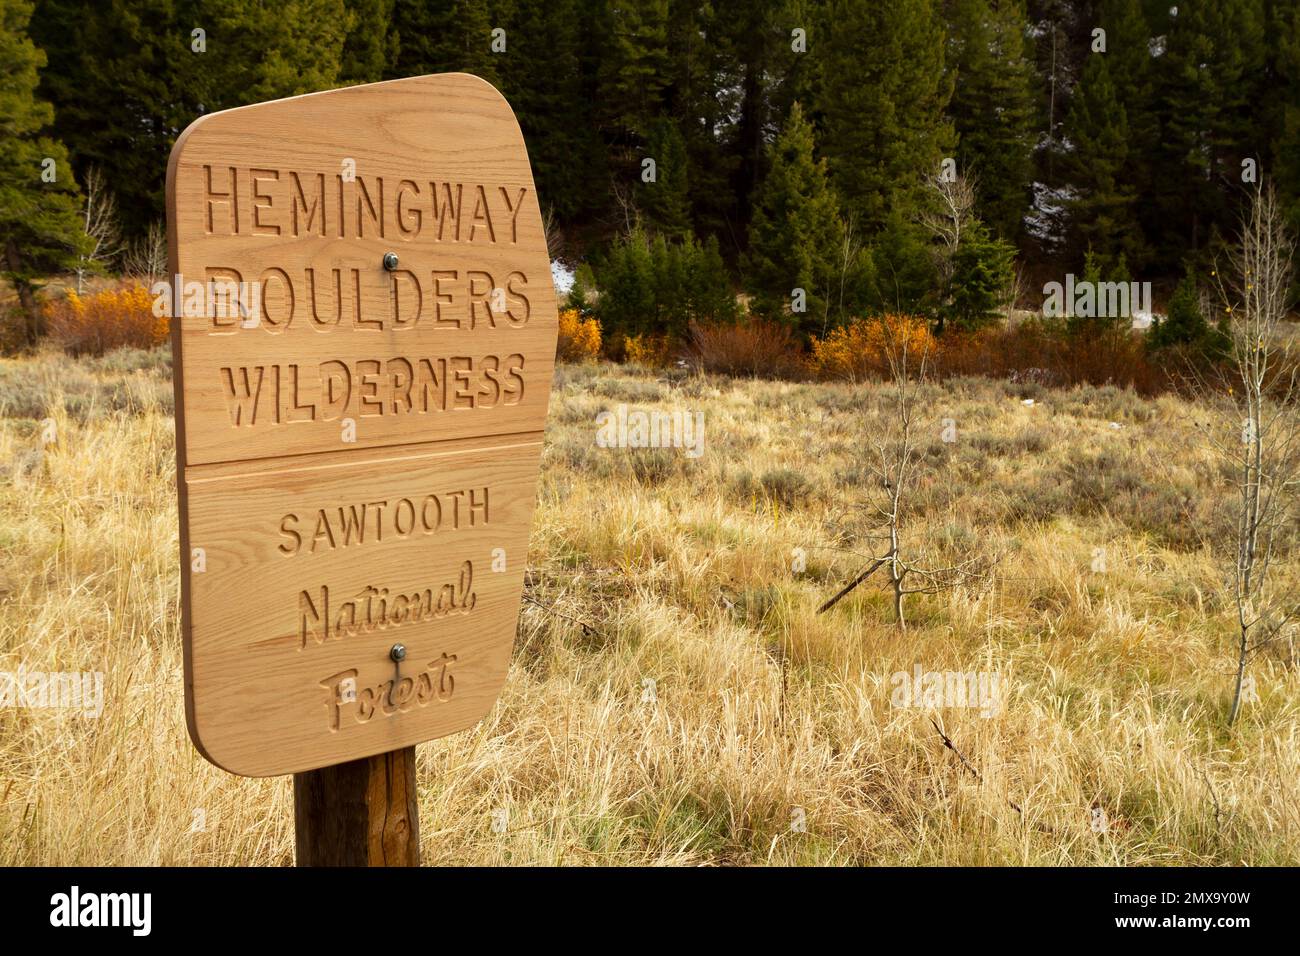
[182,439,541,776]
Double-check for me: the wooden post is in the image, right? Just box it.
[293,746,420,866]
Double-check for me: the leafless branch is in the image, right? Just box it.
[121,220,167,286]
[1190,186,1299,726]
[75,166,121,293]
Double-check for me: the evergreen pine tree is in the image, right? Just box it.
[743,103,844,335]
[31,0,191,238]
[496,0,600,220]
[864,211,941,317]
[946,0,1037,240]
[713,0,790,242]
[1154,0,1266,260]
[639,118,692,239]
[1,0,86,345]
[946,222,1016,330]
[599,0,671,139]
[390,0,501,84]
[1094,0,1155,264]
[668,0,736,240]
[685,234,738,325]
[32,0,348,240]
[200,0,350,106]
[816,0,954,231]
[595,225,657,339]
[595,226,734,341]
[340,0,396,84]
[1272,0,1300,231]
[1148,269,1207,348]
[1062,52,1139,264]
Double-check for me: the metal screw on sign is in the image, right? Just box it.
[382,252,399,271]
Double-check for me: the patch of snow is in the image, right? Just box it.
[1024,181,1077,254]
[551,260,575,297]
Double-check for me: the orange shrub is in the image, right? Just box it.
[808,314,936,381]
[623,332,672,367]
[687,317,804,378]
[556,307,601,362]
[45,284,168,356]
[934,322,1169,395]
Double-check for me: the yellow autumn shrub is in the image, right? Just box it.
[45,284,168,356]
[808,314,936,381]
[623,333,672,367]
[556,307,601,362]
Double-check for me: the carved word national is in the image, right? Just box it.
[298,559,477,648]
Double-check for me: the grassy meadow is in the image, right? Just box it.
[0,347,1297,865]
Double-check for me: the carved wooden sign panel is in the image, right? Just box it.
[167,74,557,777]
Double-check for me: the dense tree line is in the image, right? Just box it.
[4,0,1300,344]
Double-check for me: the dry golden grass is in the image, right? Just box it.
[1,348,1297,865]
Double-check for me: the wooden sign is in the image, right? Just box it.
[167,74,557,778]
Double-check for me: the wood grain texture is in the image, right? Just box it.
[168,74,557,777]
[293,746,419,866]
[166,73,556,466]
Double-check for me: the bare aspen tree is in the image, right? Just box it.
[918,168,978,318]
[1199,186,1300,725]
[121,220,167,285]
[831,212,865,335]
[610,179,639,235]
[541,204,564,261]
[818,317,986,628]
[1001,259,1027,327]
[918,168,978,261]
[75,166,121,293]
